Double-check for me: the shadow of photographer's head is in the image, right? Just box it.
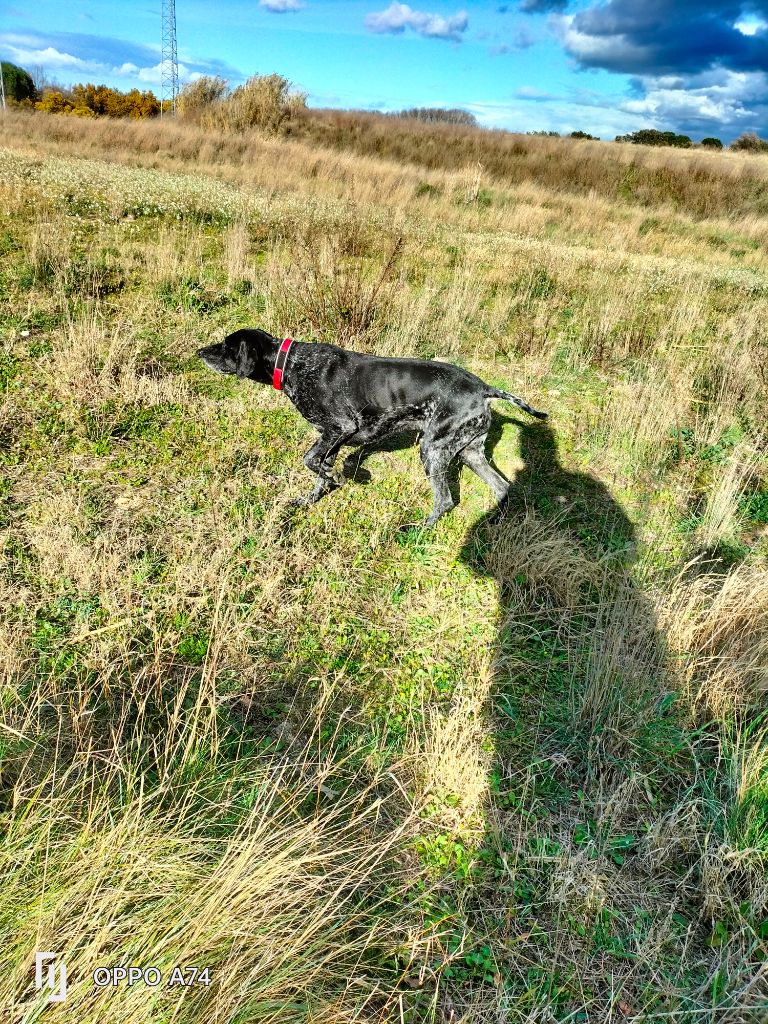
[462,419,637,581]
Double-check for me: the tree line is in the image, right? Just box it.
[1,61,164,117]
[0,62,308,133]
[2,61,767,152]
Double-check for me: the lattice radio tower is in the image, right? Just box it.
[160,0,179,116]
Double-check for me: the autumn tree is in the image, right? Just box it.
[36,83,160,118]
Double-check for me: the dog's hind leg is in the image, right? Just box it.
[459,435,510,503]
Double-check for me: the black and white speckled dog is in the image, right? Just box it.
[197,328,547,526]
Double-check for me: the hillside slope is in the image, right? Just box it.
[1,112,767,1023]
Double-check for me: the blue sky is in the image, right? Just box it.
[2,1,767,141]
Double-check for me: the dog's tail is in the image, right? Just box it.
[486,386,548,420]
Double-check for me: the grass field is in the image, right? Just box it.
[1,109,768,1023]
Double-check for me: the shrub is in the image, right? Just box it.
[178,73,306,135]
[36,90,75,114]
[394,107,477,126]
[571,130,598,140]
[177,75,228,123]
[701,137,723,150]
[215,74,306,134]
[73,84,159,118]
[731,132,768,153]
[616,128,693,148]
[35,83,160,118]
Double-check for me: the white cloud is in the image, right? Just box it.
[259,0,305,11]
[516,85,554,100]
[735,18,767,36]
[4,25,239,95]
[548,12,768,137]
[131,61,196,85]
[470,68,767,140]
[465,97,625,138]
[2,43,91,70]
[365,3,468,42]
[619,69,762,129]
[0,36,198,90]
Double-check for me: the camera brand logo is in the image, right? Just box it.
[35,952,67,1003]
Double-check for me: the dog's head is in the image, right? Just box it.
[197,328,277,383]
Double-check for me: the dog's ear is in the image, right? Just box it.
[235,336,256,379]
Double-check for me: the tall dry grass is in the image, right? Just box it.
[5,108,768,223]
[292,108,768,218]
[2,687,425,1024]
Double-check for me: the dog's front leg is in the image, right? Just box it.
[420,443,457,527]
[292,431,349,507]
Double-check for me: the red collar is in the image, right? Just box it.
[272,337,294,391]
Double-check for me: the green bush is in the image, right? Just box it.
[615,128,693,148]
[1,62,36,103]
[731,132,768,153]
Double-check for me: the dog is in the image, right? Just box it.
[197,328,547,526]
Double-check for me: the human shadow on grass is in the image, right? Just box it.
[447,419,691,1018]
[458,417,662,748]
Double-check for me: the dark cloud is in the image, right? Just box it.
[552,0,768,137]
[559,0,768,76]
[519,0,568,12]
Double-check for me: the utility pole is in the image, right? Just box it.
[160,0,179,116]
[1,62,6,112]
